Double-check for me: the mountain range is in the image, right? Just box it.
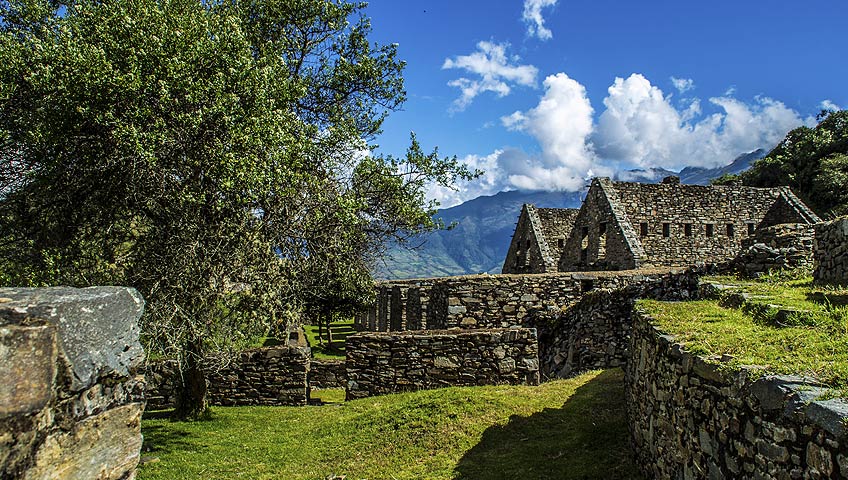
[373,149,766,280]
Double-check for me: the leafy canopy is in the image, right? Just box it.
[0,0,478,414]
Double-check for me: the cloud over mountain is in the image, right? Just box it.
[432,72,813,207]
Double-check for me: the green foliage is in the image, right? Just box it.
[139,369,642,480]
[0,0,477,417]
[713,110,848,218]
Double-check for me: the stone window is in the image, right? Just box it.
[706,224,714,237]
[662,223,670,238]
[747,223,755,235]
[525,239,531,248]
[684,224,692,237]
[557,238,564,248]
[599,222,607,235]
[726,223,735,238]
[640,222,648,237]
[580,279,595,293]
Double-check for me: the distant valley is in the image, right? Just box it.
[374,150,766,280]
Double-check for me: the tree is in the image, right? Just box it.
[0,0,477,418]
[713,110,848,218]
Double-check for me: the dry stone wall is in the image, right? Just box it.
[309,359,346,390]
[345,328,539,400]
[0,287,146,480]
[427,268,693,331]
[145,345,310,409]
[734,223,816,277]
[627,311,848,479]
[815,217,848,285]
[537,269,700,379]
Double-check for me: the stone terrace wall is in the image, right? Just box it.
[815,217,848,285]
[734,223,816,277]
[0,287,146,480]
[627,311,848,479]
[537,270,700,379]
[145,345,310,409]
[309,359,346,390]
[427,268,693,331]
[345,328,539,400]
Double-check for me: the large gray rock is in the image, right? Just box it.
[0,287,144,392]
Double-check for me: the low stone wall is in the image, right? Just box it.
[734,223,815,277]
[815,217,848,285]
[145,345,310,409]
[537,269,700,379]
[627,311,848,479]
[309,359,346,390]
[345,328,539,400]
[0,287,146,480]
[426,268,694,331]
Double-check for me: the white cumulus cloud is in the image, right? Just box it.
[593,73,809,170]
[443,41,538,111]
[523,0,558,41]
[429,72,812,206]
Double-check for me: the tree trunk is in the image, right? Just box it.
[173,339,209,420]
[317,315,324,346]
[325,316,333,345]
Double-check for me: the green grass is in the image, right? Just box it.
[640,275,848,395]
[303,320,355,360]
[139,369,641,480]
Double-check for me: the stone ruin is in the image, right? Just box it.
[814,216,848,285]
[503,176,820,274]
[0,287,145,480]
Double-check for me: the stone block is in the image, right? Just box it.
[0,324,57,416]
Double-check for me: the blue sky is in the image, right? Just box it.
[362,0,847,207]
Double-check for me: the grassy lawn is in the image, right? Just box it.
[302,320,355,360]
[139,369,642,480]
[640,275,848,395]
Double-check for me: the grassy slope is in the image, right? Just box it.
[139,369,641,480]
[640,276,848,394]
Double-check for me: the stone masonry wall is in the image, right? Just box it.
[428,268,693,330]
[309,359,346,390]
[537,270,700,379]
[145,345,310,409]
[345,328,539,400]
[0,287,146,480]
[734,223,816,277]
[814,217,848,285]
[627,311,848,479]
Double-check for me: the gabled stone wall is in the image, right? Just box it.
[627,311,848,479]
[814,217,848,285]
[0,287,146,480]
[345,328,539,400]
[502,204,551,274]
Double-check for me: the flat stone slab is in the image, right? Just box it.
[0,287,144,392]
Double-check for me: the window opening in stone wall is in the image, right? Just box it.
[747,223,755,236]
[580,226,589,264]
[706,224,714,237]
[580,279,595,293]
[662,223,670,238]
[640,222,648,237]
[525,239,530,248]
[597,223,607,262]
[726,224,734,238]
[557,238,564,248]
[684,224,692,237]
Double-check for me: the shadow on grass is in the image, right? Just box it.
[141,423,197,456]
[807,291,848,307]
[453,369,643,480]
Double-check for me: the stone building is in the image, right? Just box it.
[502,204,579,274]
[503,176,820,273]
